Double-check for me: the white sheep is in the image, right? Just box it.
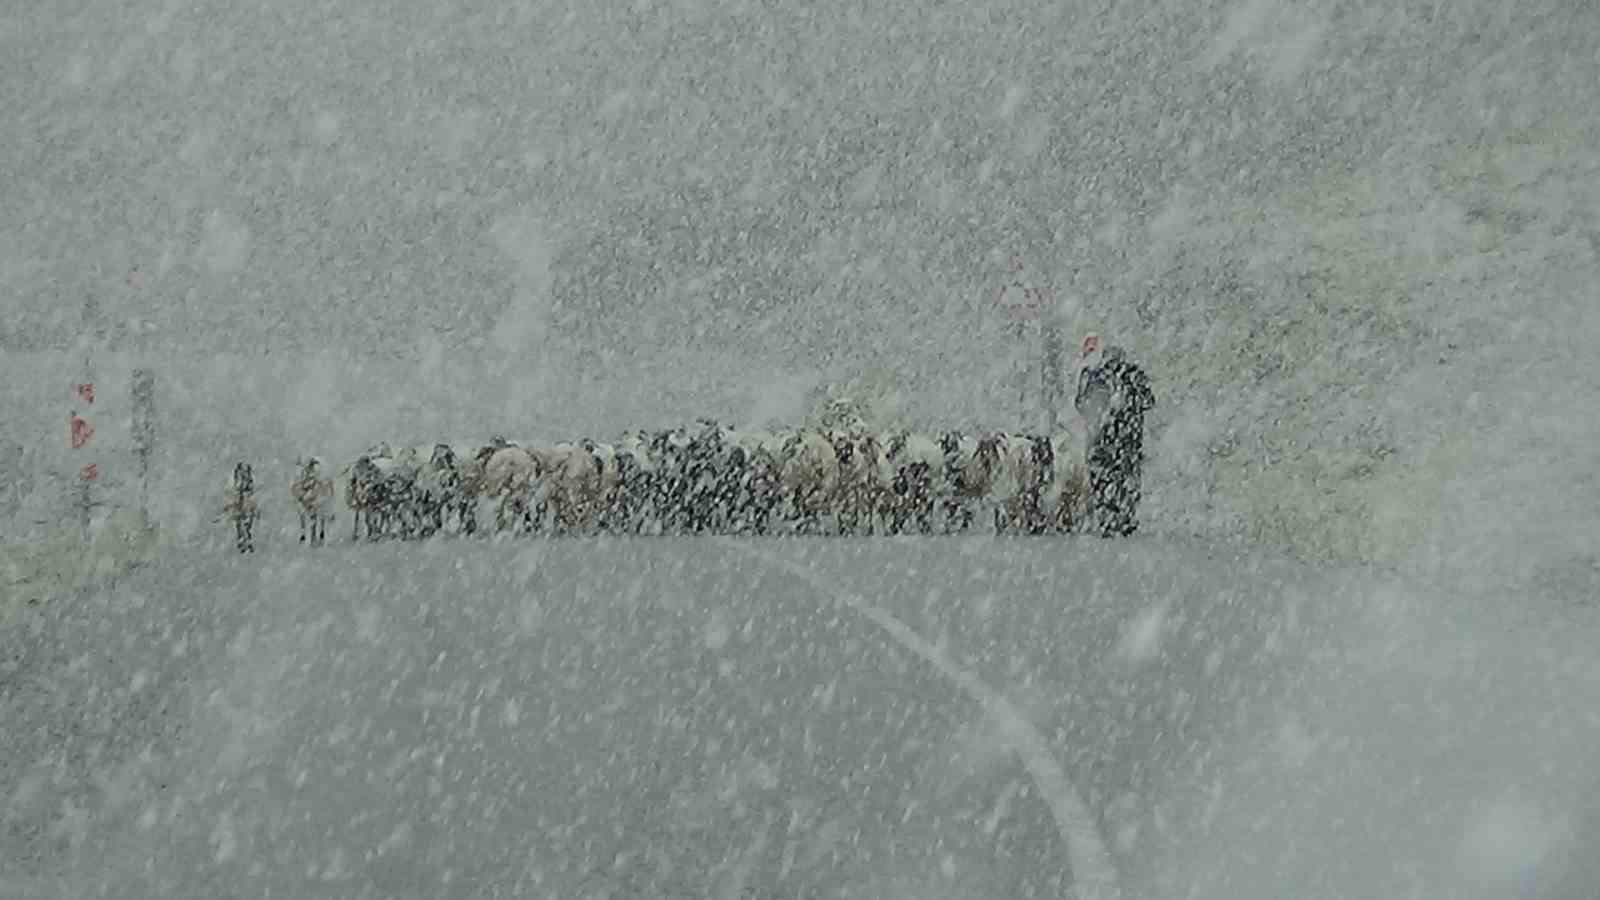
[1047,431,1091,534]
[829,429,890,536]
[290,457,335,546]
[780,429,839,534]
[520,442,594,535]
[587,442,627,533]
[481,445,540,534]
[997,434,1069,535]
[943,432,1005,533]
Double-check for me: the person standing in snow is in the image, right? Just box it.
[1074,335,1155,537]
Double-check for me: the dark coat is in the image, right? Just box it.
[1075,350,1154,459]
[1074,349,1155,536]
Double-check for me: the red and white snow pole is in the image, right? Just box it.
[70,378,97,542]
[68,270,124,541]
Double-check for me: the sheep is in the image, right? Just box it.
[938,432,973,532]
[779,429,839,534]
[447,442,484,532]
[583,441,621,533]
[717,442,753,534]
[344,455,386,542]
[456,445,493,536]
[830,429,890,536]
[613,431,658,535]
[707,428,765,536]
[746,444,784,536]
[223,462,259,553]
[411,443,471,538]
[607,444,650,535]
[883,430,943,535]
[533,441,604,536]
[942,432,1004,534]
[610,431,654,532]
[647,428,694,535]
[1047,431,1091,534]
[341,444,410,540]
[861,432,895,534]
[290,457,335,546]
[315,414,1102,542]
[1023,434,1060,535]
[388,445,433,537]
[994,434,1057,535]
[711,426,755,534]
[370,451,421,540]
[576,439,625,536]
[681,421,729,534]
[724,429,782,536]
[481,444,541,535]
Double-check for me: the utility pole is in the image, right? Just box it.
[1041,320,1064,434]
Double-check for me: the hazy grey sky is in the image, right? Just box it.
[7,1,1593,361]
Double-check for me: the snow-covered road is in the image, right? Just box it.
[2,534,1596,898]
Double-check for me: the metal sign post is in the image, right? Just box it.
[1041,323,1064,434]
[992,256,1055,432]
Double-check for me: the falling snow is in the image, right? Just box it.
[4,0,1600,898]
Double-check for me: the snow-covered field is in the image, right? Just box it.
[1,511,158,627]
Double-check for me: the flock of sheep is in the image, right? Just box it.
[283,420,1095,544]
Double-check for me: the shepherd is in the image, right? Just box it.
[1074,334,1155,537]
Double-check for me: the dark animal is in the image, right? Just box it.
[419,444,468,537]
[650,430,691,535]
[939,432,970,533]
[684,421,726,534]
[1025,434,1055,535]
[228,462,258,553]
[721,445,754,534]
[349,456,384,541]
[885,433,935,536]
[744,446,781,536]
[608,449,645,535]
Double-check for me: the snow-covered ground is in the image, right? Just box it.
[3,534,1596,898]
[5,0,1600,896]
[1,510,158,627]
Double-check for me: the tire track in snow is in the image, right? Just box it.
[717,539,1122,900]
